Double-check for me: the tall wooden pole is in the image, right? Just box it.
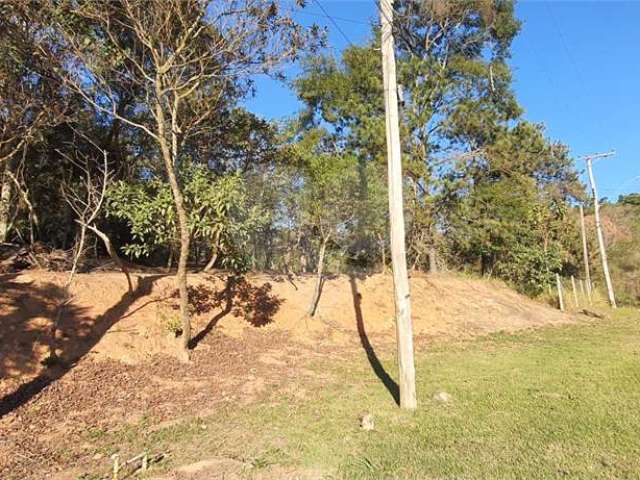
[584,153,617,308]
[380,0,417,410]
[579,205,592,295]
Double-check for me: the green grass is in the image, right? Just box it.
[94,309,640,480]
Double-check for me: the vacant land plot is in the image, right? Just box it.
[5,304,637,480]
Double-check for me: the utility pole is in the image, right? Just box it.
[583,151,617,308]
[579,205,592,295]
[380,0,417,410]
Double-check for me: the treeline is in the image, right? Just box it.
[1,1,590,347]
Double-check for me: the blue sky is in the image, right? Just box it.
[244,1,640,199]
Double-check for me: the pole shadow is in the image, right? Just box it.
[349,274,399,405]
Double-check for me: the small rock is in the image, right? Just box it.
[92,452,104,460]
[433,391,452,403]
[360,413,374,431]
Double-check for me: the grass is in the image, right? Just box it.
[90,309,640,480]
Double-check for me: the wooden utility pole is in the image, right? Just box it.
[579,205,592,295]
[583,152,617,308]
[380,0,417,410]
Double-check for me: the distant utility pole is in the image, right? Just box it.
[583,151,617,308]
[379,0,417,410]
[579,205,592,295]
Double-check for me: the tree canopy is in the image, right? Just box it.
[0,0,596,309]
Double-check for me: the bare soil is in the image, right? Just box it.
[0,270,575,478]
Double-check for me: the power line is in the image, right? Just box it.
[545,2,586,87]
[545,2,608,140]
[311,0,354,46]
[295,9,371,26]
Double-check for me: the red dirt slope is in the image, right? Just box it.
[0,270,575,479]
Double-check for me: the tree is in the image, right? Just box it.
[619,193,640,207]
[107,163,265,274]
[51,133,111,362]
[0,3,66,243]
[295,1,523,272]
[440,122,582,293]
[291,128,359,316]
[38,0,318,354]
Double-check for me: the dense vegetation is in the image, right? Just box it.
[598,196,640,305]
[3,0,629,348]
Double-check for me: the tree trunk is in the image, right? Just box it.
[378,233,387,273]
[308,235,328,317]
[86,223,133,292]
[166,247,174,271]
[0,159,14,243]
[202,230,221,272]
[51,224,87,362]
[155,92,191,355]
[428,247,438,273]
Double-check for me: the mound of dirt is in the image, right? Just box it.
[1,270,571,382]
[0,269,578,479]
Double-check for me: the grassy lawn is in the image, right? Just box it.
[96,309,640,480]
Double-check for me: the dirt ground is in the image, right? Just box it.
[0,270,576,478]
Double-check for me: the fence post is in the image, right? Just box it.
[111,454,120,480]
[556,274,565,312]
[571,275,579,308]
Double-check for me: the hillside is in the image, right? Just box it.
[1,271,574,382]
[595,202,640,305]
[0,270,581,477]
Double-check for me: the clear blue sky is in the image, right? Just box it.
[244,1,640,199]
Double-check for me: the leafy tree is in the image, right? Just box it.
[0,3,67,243]
[441,122,582,293]
[37,0,319,352]
[291,128,360,316]
[106,164,265,272]
[619,193,640,206]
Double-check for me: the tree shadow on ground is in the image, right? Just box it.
[184,275,284,349]
[0,274,162,418]
[348,273,400,405]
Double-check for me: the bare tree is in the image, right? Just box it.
[47,135,111,363]
[37,0,320,354]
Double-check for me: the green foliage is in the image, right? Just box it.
[602,203,640,305]
[440,122,582,294]
[290,1,585,286]
[619,193,640,206]
[106,176,176,259]
[495,243,563,296]
[157,307,182,336]
[106,163,265,269]
[0,0,601,301]
[293,128,360,239]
